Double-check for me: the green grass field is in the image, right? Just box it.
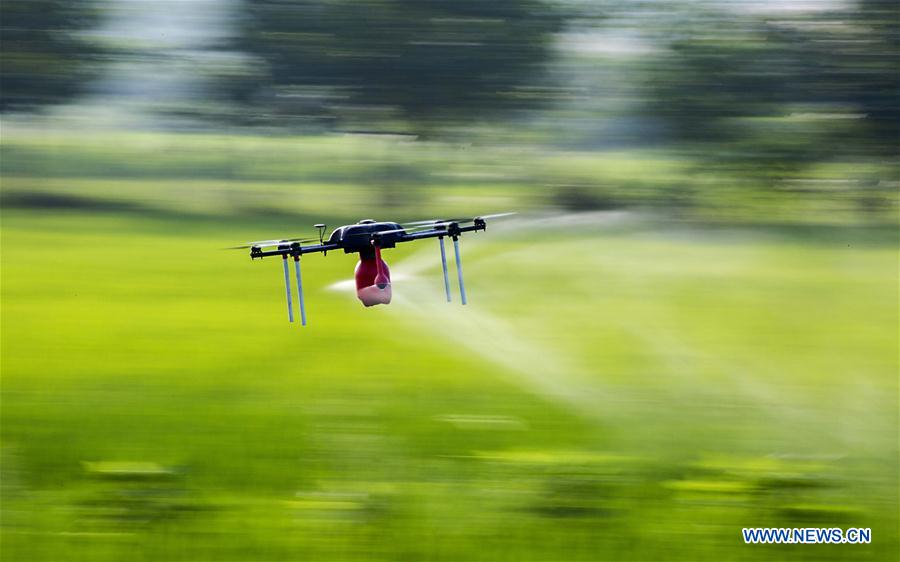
[2,133,898,561]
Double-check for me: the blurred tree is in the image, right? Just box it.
[0,0,102,111]
[646,16,790,143]
[645,2,899,166]
[224,0,565,132]
[838,0,899,155]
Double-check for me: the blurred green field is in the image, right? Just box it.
[1,133,898,561]
[2,127,897,224]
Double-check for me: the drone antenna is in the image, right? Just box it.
[438,237,451,302]
[452,236,467,305]
[293,254,307,326]
[315,224,326,245]
[281,254,294,322]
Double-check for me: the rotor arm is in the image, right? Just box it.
[250,242,341,259]
[391,219,486,244]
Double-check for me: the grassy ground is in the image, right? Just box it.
[1,133,898,561]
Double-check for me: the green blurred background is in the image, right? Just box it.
[1,1,897,561]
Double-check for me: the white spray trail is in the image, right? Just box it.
[326,212,634,421]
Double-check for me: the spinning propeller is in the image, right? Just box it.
[402,212,517,226]
[227,237,318,250]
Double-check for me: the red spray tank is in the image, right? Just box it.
[355,243,392,306]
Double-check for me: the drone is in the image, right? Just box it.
[230,213,514,325]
